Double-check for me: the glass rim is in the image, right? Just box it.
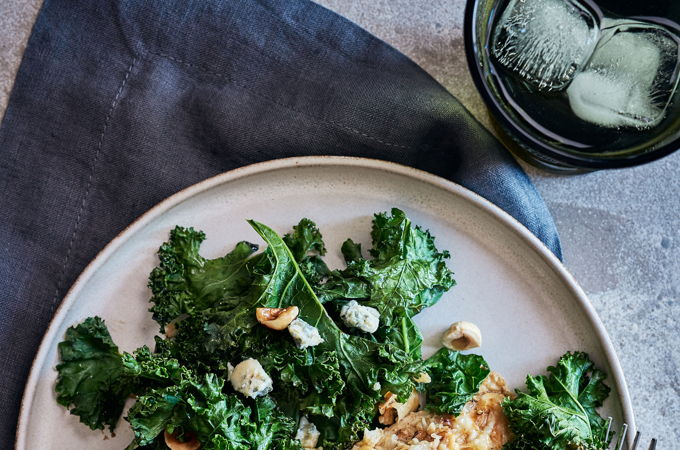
[463,0,680,169]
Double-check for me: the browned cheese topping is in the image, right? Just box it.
[352,372,513,450]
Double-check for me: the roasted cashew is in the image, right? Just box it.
[164,430,200,450]
[441,321,482,351]
[255,306,299,330]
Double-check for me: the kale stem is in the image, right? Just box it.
[401,317,410,354]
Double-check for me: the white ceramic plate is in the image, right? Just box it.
[17,157,634,449]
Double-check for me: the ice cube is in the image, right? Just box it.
[492,0,600,91]
[567,20,680,129]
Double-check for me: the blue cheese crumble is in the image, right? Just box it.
[295,415,321,448]
[229,358,273,398]
[288,318,324,349]
[340,300,380,333]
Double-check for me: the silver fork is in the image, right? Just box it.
[606,418,658,450]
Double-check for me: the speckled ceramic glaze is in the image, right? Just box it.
[16,157,634,449]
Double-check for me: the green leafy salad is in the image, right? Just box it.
[55,208,614,449]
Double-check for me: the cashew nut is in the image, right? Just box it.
[164,322,177,338]
[164,430,200,450]
[441,321,482,351]
[256,306,299,330]
[163,315,188,338]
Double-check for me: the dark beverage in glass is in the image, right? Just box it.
[465,0,680,171]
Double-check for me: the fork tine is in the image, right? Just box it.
[605,417,613,443]
[647,438,657,450]
[630,431,641,450]
[615,423,628,450]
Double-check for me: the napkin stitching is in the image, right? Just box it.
[147,50,412,150]
[48,57,139,315]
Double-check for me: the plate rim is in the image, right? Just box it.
[16,155,635,447]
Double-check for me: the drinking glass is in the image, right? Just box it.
[464,0,680,172]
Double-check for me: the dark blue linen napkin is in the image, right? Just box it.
[0,0,561,443]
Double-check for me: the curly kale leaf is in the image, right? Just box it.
[148,226,259,327]
[161,219,331,356]
[126,373,298,450]
[153,319,232,375]
[317,209,455,310]
[317,209,454,358]
[422,348,490,415]
[283,218,327,260]
[358,208,455,317]
[55,317,133,432]
[314,240,369,304]
[283,218,331,285]
[121,345,192,387]
[55,318,211,435]
[315,275,369,305]
[249,397,303,450]
[55,318,298,449]
[503,352,612,450]
[237,327,345,419]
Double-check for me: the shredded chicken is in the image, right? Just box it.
[352,372,513,450]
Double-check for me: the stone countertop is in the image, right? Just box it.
[2,0,678,446]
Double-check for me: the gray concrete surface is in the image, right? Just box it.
[1,0,678,447]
